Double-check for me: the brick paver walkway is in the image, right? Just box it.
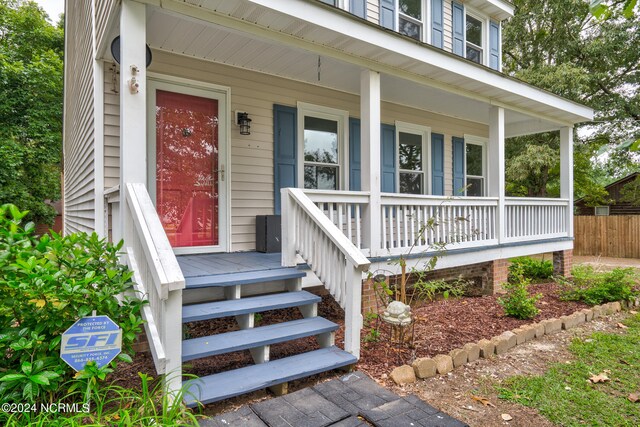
[200,371,467,427]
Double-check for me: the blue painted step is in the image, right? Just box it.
[183,346,357,407]
[185,267,306,289]
[182,317,337,362]
[182,291,320,323]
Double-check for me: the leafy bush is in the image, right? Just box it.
[558,265,639,305]
[499,266,542,319]
[0,371,200,426]
[509,257,553,282]
[412,277,470,302]
[0,204,145,404]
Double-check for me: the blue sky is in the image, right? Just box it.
[35,0,64,23]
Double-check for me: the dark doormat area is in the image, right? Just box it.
[200,371,468,427]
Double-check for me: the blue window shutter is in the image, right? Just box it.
[432,0,444,48]
[273,104,297,215]
[431,133,445,196]
[452,1,465,56]
[350,0,366,18]
[489,20,500,70]
[380,0,396,30]
[349,118,361,191]
[381,124,396,192]
[452,136,465,195]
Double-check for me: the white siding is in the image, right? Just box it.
[103,64,120,189]
[94,0,118,55]
[63,0,95,233]
[106,51,487,251]
[367,0,379,24]
[443,0,453,53]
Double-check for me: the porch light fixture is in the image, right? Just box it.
[237,112,252,135]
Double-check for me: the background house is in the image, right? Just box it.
[575,172,640,216]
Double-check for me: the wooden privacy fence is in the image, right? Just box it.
[574,215,640,258]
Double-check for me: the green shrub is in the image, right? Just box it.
[558,265,639,305]
[412,277,470,302]
[508,257,553,282]
[0,204,145,405]
[0,371,201,426]
[499,266,542,319]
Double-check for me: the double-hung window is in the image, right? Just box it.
[465,13,484,64]
[397,122,430,194]
[298,103,348,191]
[464,136,486,196]
[398,0,423,41]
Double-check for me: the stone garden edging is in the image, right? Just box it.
[389,299,639,385]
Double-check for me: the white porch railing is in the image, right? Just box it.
[379,194,500,255]
[505,197,570,242]
[303,190,370,251]
[122,183,185,393]
[281,188,371,358]
[301,191,572,256]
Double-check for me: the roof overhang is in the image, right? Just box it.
[127,0,593,133]
[464,0,515,21]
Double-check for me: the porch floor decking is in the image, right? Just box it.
[177,251,284,278]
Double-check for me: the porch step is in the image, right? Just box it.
[182,291,320,323]
[183,346,357,407]
[182,317,337,362]
[185,267,306,289]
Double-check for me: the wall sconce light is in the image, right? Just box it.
[236,112,252,135]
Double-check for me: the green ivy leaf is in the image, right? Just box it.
[117,353,133,363]
[0,373,27,382]
[29,374,50,386]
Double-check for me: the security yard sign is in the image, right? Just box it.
[60,315,122,372]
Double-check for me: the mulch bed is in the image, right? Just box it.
[111,282,589,395]
[357,282,589,379]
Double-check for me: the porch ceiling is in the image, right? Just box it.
[115,1,591,135]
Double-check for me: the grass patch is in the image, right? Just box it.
[498,314,640,426]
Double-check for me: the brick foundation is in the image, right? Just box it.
[423,259,508,295]
[360,258,510,314]
[361,278,377,315]
[553,249,573,277]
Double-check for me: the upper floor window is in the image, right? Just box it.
[465,14,484,64]
[398,0,423,41]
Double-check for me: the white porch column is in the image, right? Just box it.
[488,106,505,243]
[360,70,382,256]
[560,127,574,238]
[118,0,147,241]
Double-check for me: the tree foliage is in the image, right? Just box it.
[503,0,640,203]
[620,176,640,206]
[0,1,63,224]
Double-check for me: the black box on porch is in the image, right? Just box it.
[256,215,281,253]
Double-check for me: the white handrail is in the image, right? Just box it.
[286,188,370,268]
[123,183,185,394]
[505,197,570,206]
[304,190,370,250]
[281,188,370,358]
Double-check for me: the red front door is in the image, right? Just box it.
[155,90,219,248]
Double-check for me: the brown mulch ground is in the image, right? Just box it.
[111,282,588,404]
[358,282,589,380]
